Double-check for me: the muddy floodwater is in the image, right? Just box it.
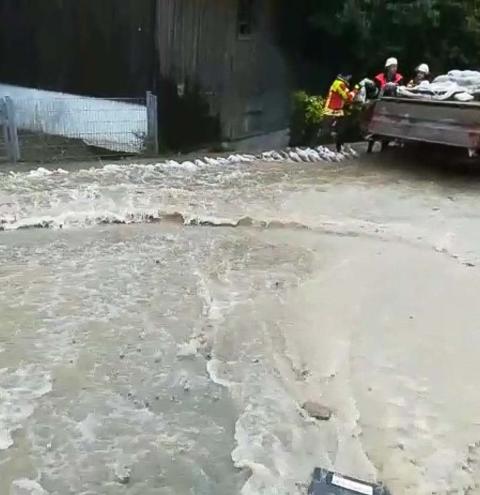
[2,152,480,495]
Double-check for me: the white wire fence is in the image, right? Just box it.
[0,85,158,163]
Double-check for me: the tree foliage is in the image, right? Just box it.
[278,0,480,90]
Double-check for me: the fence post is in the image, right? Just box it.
[146,91,159,155]
[0,99,7,159]
[3,97,20,163]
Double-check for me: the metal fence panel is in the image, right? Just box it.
[0,99,6,163]
[15,97,148,154]
[146,91,159,154]
[0,84,159,162]
[4,97,20,162]
[0,97,20,163]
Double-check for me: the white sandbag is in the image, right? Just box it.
[402,69,480,102]
[448,69,480,79]
[433,75,450,83]
[454,92,475,102]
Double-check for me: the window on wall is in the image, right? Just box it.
[237,0,255,38]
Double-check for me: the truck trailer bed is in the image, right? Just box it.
[366,97,480,151]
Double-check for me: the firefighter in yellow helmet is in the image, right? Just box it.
[323,74,358,152]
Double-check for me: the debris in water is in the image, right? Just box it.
[10,479,48,495]
[308,468,391,495]
[114,465,131,485]
[302,401,332,421]
[177,339,199,359]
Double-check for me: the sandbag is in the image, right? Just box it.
[401,70,480,101]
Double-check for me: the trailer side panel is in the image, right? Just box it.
[367,98,480,150]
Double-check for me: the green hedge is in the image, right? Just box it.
[290,91,325,146]
[290,90,363,146]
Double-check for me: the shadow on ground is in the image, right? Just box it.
[359,143,480,183]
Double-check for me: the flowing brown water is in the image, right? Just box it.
[2,154,480,494]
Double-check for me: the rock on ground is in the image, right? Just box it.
[302,401,332,421]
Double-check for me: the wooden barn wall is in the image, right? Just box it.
[0,0,155,98]
[155,0,290,142]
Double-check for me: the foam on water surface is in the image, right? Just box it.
[2,156,480,494]
[10,479,49,495]
[0,367,52,450]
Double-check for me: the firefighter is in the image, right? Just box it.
[374,57,404,96]
[323,74,357,152]
[367,58,404,152]
[407,63,430,88]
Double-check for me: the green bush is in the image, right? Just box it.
[290,91,325,146]
[290,90,365,146]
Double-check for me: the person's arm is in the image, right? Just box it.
[333,80,352,102]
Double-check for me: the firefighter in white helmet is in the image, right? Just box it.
[374,57,404,96]
[407,63,431,88]
[367,57,405,153]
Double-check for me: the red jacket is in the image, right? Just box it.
[323,77,356,117]
[374,72,404,89]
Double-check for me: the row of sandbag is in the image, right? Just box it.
[163,145,358,169]
[397,70,480,102]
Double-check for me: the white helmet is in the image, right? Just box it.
[416,63,430,75]
[385,57,398,68]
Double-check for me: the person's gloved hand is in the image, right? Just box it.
[355,78,378,100]
[383,82,398,96]
[357,78,375,88]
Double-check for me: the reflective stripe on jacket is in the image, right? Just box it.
[323,78,354,117]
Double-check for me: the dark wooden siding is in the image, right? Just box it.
[156,0,290,141]
[0,0,155,97]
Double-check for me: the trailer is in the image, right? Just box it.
[365,97,480,155]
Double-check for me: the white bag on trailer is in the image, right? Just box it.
[399,70,480,101]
